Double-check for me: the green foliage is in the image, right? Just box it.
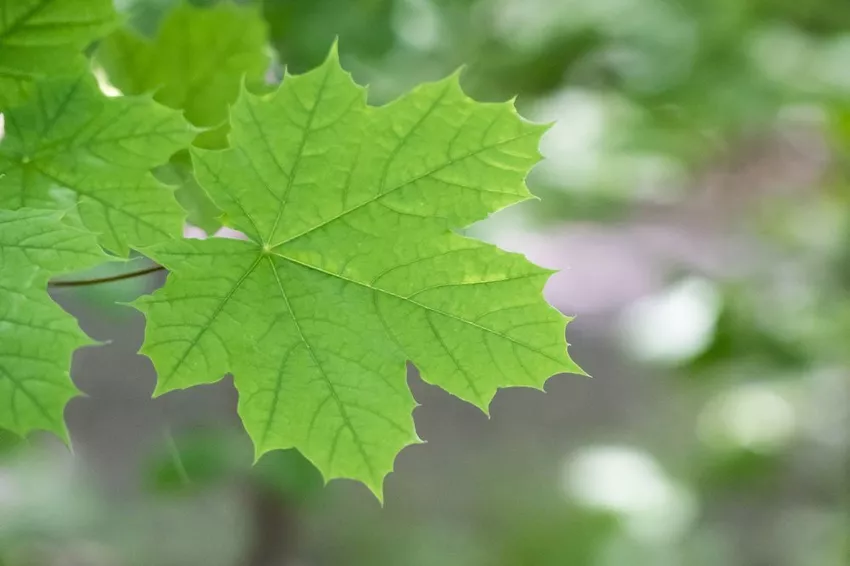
[135,50,579,497]
[0,209,106,438]
[96,1,269,148]
[96,1,271,232]
[0,2,578,497]
[0,0,116,109]
[0,75,193,254]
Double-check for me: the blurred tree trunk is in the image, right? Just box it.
[243,485,300,566]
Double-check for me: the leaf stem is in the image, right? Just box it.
[49,264,167,288]
[164,427,192,487]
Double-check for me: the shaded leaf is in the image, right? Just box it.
[96,1,270,148]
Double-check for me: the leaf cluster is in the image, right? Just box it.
[0,0,580,497]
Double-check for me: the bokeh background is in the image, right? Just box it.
[1,0,849,564]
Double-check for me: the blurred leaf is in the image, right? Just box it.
[493,509,619,566]
[96,1,270,148]
[253,448,323,502]
[688,288,810,374]
[148,429,322,502]
[695,449,784,494]
[147,429,243,492]
[0,428,23,456]
[263,0,395,74]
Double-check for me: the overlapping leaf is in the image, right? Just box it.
[96,1,270,148]
[96,1,270,232]
[0,0,116,109]
[136,48,582,497]
[0,209,106,439]
[0,74,194,254]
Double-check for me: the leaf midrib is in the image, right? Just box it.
[272,250,567,367]
[160,239,565,398]
[263,255,378,484]
[268,130,538,250]
[0,0,59,43]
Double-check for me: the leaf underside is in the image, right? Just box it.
[96,1,270,149]
[136,48,582,498]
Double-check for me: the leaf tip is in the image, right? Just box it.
[151,380,173,399]
[448,65,467,84]
[324,37,342,68]
[363,477,387,505]
[252,444,270,466]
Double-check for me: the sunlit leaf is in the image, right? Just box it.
[136,48,582,497]
[0,74,194,254]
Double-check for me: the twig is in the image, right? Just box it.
[48,264,167,288]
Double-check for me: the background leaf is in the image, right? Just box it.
[96,1,270,149]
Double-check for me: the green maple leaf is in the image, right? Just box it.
[136,49,582,498]
[0,74,194,254]
[95,1,270,149]
[0,208,107,439]
[0,0,116,109]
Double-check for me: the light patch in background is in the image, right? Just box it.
[749,25,810,87]
[531,88,614,189]
[750,26,850,95]
[0,450,92,534]
[183,224,248,241]
[561,445,697,544]
[393,0,441,51]
[698,382,798,453]
[813,34,850,92]
[798,368,848,449]
[490,0,569,50]
[93,66,122,97]
[529,88,685,198]
[0,113,5,141]
[620,277,721,364]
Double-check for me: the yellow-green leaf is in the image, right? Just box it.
[0,209,107,439]
[136,48,582,498]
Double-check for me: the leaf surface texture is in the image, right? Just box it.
[137,51,581,496]
[0,0,116,109]
[0,75,194,254]
[0,209,105,438]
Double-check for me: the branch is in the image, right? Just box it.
[49,265,167,288]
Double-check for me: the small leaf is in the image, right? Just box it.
[0,0,117,109]
[0,74,194,254]
[136,48,582,498]
[0,209,107,439]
